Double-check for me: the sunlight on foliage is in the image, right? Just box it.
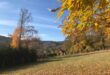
[57,0,110,36]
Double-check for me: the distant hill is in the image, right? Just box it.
[0,35,63,48]
[42,41,63,45]
[0,35,11,43]
[0,35,11,48]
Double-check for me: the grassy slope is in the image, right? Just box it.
[1,50,110,75]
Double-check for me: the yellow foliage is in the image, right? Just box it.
[94,23,99,32]
[57,0,110,36]
[11,27,22,49]
[105,28,110,35]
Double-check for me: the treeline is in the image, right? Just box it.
[63,28,110,54]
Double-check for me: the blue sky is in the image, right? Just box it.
[0,0,65,41]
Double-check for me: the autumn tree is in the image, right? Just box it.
[50,0,110,53]
[49,0,110,35]
[11,9,38,49]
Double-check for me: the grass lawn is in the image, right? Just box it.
[0,50,110,75]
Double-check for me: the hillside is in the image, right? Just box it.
[0,35,11,48]
[1,50,110,75]
[0,35,62,45]
[0,35,10,43]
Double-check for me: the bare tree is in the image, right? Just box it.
[23,26,38,49]
[11,8,35,49]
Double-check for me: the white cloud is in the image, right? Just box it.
[0,1,18,14]
[39,33,47,37]
[35,23,60,30]
[0,19,60,30]
[0,1,12,9]
[35,16,61,24]
[37,33,49,41]
[0,19,17,26]
[0,33,9,37]
[35,16,54,22]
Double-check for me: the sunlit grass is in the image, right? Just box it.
[1,50,110,75]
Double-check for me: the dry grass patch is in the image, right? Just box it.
[1,50,110,75]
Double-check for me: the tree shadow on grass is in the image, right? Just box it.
[0,56,62,74]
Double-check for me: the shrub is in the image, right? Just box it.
[85,46,95,52]
[0,47,37,68]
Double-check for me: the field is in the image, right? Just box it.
[1,50,110,75]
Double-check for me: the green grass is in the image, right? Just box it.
[1,50,110,75]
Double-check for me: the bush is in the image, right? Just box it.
[85,46,95,52]
[0,47,37,68]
